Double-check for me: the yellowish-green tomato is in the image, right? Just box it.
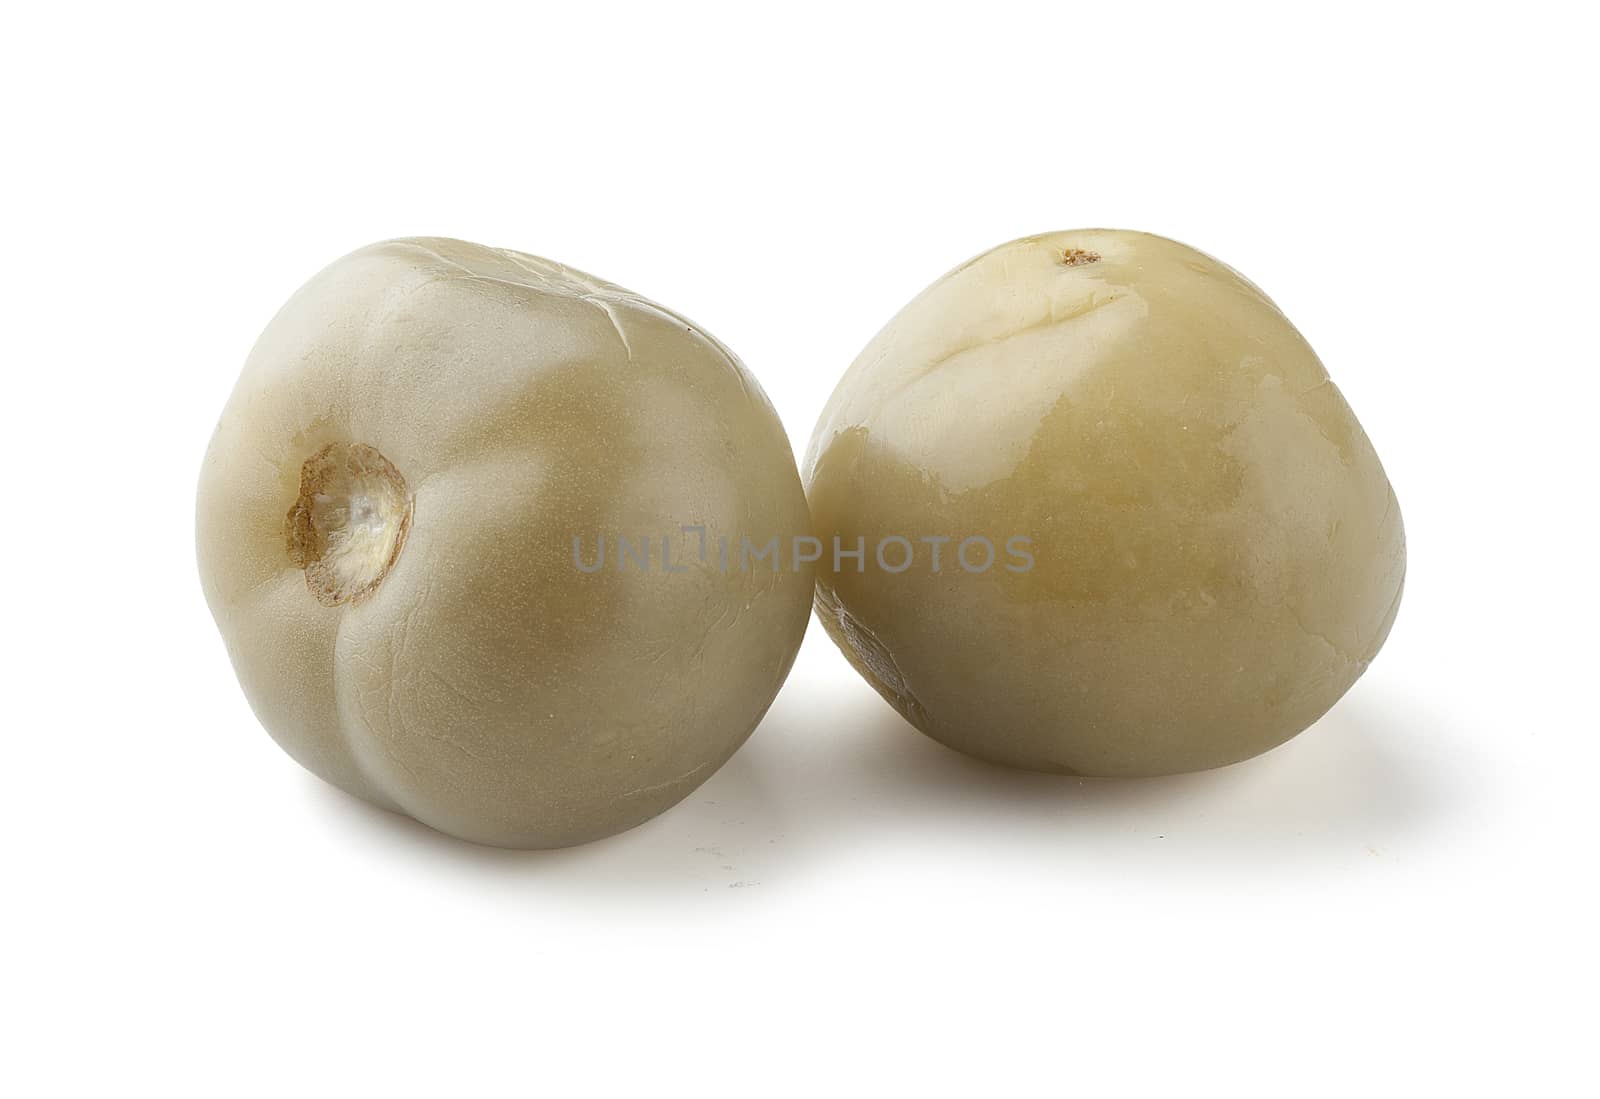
[805,230,1405,776]
[198,238,813,847]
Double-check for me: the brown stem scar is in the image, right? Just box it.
[286,442,413,607]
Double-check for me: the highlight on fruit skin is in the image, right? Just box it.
[197,237,814,848]
[805,229,1405,777]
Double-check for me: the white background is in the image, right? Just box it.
[5,2,1595,1094]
